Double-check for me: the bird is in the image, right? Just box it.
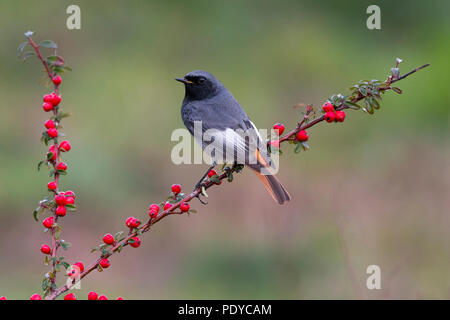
[176,70,291,205]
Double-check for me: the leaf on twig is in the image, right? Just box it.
[17,41,28,56]
[391,87,402,94]
[39,40,57,49]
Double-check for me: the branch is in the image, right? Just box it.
[22,32,75,299]
[46,60,429,300]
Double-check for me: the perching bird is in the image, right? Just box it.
[176,70,291,205]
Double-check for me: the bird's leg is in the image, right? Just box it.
[194,161,217,191]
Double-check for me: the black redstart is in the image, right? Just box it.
[176,70,290,204]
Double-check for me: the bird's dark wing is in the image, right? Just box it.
[181,90,274,168]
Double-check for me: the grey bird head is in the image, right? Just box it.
[176,70,223,100]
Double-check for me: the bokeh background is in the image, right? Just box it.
[0,0,448,299]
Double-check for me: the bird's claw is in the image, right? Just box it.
[194,193,208,205]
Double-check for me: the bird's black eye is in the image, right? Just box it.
[197,77,206,84]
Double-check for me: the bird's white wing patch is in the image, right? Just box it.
[201,128,263,165]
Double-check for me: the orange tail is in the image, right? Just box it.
[253,170,291,205]
[250,149,291,205]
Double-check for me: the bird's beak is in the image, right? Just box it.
[175,77,193,84]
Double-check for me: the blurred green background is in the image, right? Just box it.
[0,0,448,299]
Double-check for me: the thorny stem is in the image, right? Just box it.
[28,35,62,294]
[46,62,429,300]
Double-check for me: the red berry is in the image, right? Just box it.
[47,181,57,190]
[48,145,57,161]
[88,291,98,300]
[324,111,336,123]
[43,102,54,112]
[47,128,58,138]
[65,197,75,205]
[57,162,67,171]
[44,119,55,129]
[50,93,61,106]
[180,202,190,212]
[59,140,71,152]
[52,75,62,86]
[273,123,285,135]
[98,295,108,300]
[64,293,76,300]
[43,216,54,229]
[43,94,53,103]
[0,296,6,300]
[171,184,181,194]
[56,205,66,216]
[99,259,110,269]
[129,237,141,248]
[322,102,334,112]
[103,233,115,245]
[40,244,51,255]
[64,190,76,198]
[296,130,309,142]
[335,110,346,122]
[125,217,140,228]
[207,169,217,178]
[149,204,159,219]
[163,202,172,210]
[30,294,42,300]
[55,193,66,205]
[74,262,84,272]
[116,297,124,300]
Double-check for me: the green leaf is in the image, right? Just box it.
[61,261,70,269]
[294,143,302,153]
[114,231,124,241]
[17,41,28,56]
[56,112,71,120]
[22,51,35,61]
[210,175,220,183]
[60,240,71,250]
[46,55,64,66]
[39,40,57,49]
[37,160,45,171]
[370,97,380,110]
[47,152,54,161]
[33,206,43,221]
[42,279,49,291]
[66,204,77,211]
[227,172,233,182]
[391,87,402,94]
[344,101,361,110]
[189,209,197,214]
[363,99,374,114]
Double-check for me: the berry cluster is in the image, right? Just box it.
[272,123,309,145]
[322,101,346,123]
[87,291,123,300]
